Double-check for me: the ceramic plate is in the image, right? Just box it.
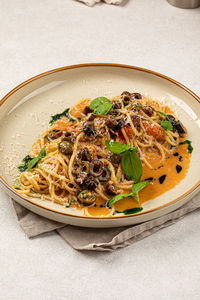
[0,64,200,227]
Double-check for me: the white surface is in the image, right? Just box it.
[0,0,200,299]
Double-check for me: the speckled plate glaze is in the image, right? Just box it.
[0,64,200,227]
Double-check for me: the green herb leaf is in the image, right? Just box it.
[106,140,142,183]
[105,140,134,154]
[89,97,113,115]
[27,146,46,171]
[115,207,143,215]
[49,108,76,125]
[157,110,173,131]
[161,119,173,131]
[122,149,142,183]
[131,181,150,202]
[109,192,134,206]
[109,181,149,206]
[180,140,193,153]
[156,110,170,120]
[18,155,32,172]
[133,103,143,110]
[70,197,77,204]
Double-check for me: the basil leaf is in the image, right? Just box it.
[89,97,113,115]
[27,146,46,171]
[180,140,193,153]
[122,149,142,183]
[109,181,149,206]
[18,155,32,172]
[157,110,173,131]
[132,181,150,203]
[161,119,173,131]
[115,207,143,215]
[109,192,134,206]
[49,108,76,125]
[105,140,134,154]
[132,181,150,193]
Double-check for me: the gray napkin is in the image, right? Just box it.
[12,193,200,251]
[76,0,125,7]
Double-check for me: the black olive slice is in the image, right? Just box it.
[175,120,185,134]
[99,167,111,182]
[90,160,104,177]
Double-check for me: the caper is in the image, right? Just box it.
[58,141,73,155]
[110,153,121,164]
[83,123,96,136]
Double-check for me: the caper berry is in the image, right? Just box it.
[110,153,121,164]
[58,141,73,155]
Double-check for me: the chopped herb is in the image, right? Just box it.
[13,185,21,190]
[180,140,193,153]
[115,207,143,215]
[81,192,89,200]
[105,165,110,171]
[27,147,46,171]
[49,108,76,125]
[89,97,113,115]
[133,103,143,110]
[70,197,77,204]
[18,155,32,172]
[77,117,82,122]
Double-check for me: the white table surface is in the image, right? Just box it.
[0,0,200,299]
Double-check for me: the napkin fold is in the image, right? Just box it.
[76,0,125,7]
[12,193,200,251]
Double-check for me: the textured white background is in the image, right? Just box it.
[0,0,200,299]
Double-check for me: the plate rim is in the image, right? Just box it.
[0,63,200,220]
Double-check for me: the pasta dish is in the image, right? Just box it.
[14,91,193,217]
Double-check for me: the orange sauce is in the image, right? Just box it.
[70,98,91,118]
[30,98,191,217]
[85,144,190,217]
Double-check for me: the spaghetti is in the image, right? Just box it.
[15,91,191,215]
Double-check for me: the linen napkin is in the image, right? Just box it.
[12,192,200,251]
[76,0,125,7]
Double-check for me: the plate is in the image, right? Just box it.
[0,63,200,227]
